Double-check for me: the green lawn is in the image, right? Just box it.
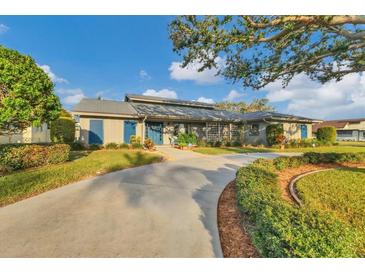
[0,150,162,207]
[296,168,365,253]
[193,143,365,155]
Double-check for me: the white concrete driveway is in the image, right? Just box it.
[0,147,279,257]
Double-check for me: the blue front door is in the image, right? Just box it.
[124,121,136,144]
[301,124,308,139]
[89,120,104,144]
[146,122,163,145]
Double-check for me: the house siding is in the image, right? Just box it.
[78,116,143,145]
[0,124,50,144]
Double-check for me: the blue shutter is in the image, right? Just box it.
[301,124,308,139]
[124,121,137,144]
[89,120,104,144]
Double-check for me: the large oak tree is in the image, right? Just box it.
[169,16,365,89]
[0,45,61,137]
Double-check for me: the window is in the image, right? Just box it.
[249,124,259,136]
[337,130,353,137]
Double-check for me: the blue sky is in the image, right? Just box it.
[0,16,364,120]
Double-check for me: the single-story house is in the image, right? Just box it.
[0,123,51,144]
[72,94,320,146]
[313,118,365,141]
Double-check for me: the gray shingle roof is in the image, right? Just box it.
[130,102,245,122]
[72,97,319,123]
[125,93,215,109]
[72,98,138,116]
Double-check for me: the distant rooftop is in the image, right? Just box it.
[313,118,365,132]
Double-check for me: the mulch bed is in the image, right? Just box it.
[217,162,365,257]
[217,181,259,258]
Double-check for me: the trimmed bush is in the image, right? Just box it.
[89,144,102,150]
[266,124,284,146]
[119,143,129,149]
[0,144,70,171]
[69,141,86,151]
[50,117,75,143]
[236,157,362,257]
[316,126,337,144]
[105,142,119,149]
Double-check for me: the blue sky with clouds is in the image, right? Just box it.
[0,16,364,120]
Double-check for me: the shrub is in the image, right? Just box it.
[214,140,222,147]
[69,141,85,151]
[105,142,119,149]
[129,135,141,146]
[0,144,70,171]
[266,124,284,146]
[235,162,360,257]
[144,138,155,150]
[119,143,129,149]
[46,144,70,164]
[131,143,143,149]
[89,144,101,150]
[197,139,208,147]
[316,126,337,144]
[177,133,197,147]
[252,158,276,173]
[232,140,242,147]
[50,117,75,143]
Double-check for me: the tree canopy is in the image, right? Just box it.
[169,16,365,89]
[216,98,274,113]
[0,45,61,136]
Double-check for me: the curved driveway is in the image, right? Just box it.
[0,147,280,257]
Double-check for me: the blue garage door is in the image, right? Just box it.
[301,124,308,139]
[124,121,137,144]
[89,120,104,144]
[146,122,163,145]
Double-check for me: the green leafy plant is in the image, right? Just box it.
[129,135,142,149]
[316,127,337,145]
[50,117,75,143]
[236,155,363,257]
[89,144,101,150]
[105,142,119,149]
[0,144,70,171]
[266,124,284,146]
[119,143,129,149]
[177,133,197,147]
[0,45,61,138]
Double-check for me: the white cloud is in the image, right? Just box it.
[0,24,9,34]
[169,57,223,85]
[196,97,215,104]
[142,88,178,99]
[139,70,151,80]
[38,64,68,84]
[264,73,365,119]
[56,88,85,105]
[223,89,245,102]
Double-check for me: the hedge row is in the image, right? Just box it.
[235,152,365,257]
[0,144,70,172]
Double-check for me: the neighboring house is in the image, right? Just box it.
[313,118,365,141]
[72,94,319,146]
[0,123,51,144]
